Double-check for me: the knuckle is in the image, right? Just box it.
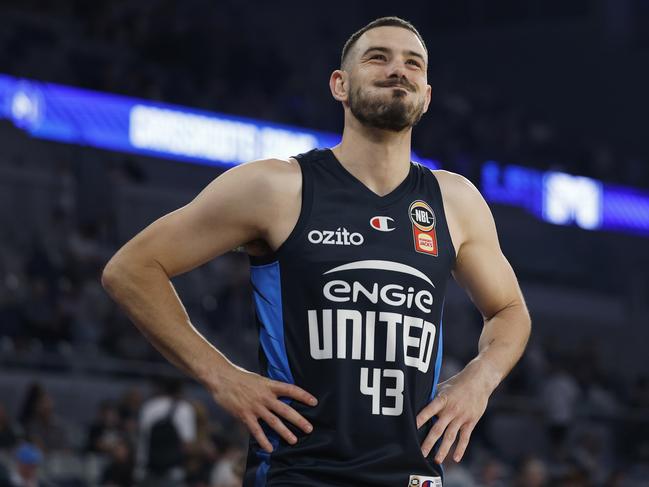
[431,426,444,437]
[295,387,308,399]
[441,430,455,444]
[263,388,278,401]
[252,404,266,417]
[462,422,476,434]
[275,403,291,418]
[446,403,460,415]
[241,412,256,426]
[457,413,471,424]
[269,382,285,395]
[285,405,300,419]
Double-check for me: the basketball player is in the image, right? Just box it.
[102,16,531,487]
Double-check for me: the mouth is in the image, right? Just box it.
[381,85,409,93]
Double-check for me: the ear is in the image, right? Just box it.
[423,83,432,113]
[330,69,349,103]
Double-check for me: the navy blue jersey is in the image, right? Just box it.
[244,148,456,487]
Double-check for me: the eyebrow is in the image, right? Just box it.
[361,46,427,64]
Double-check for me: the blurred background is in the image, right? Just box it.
[0,1,648,486]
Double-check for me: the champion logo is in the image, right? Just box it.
[370,216,395,232]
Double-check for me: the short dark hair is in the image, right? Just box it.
[340,16,428,70]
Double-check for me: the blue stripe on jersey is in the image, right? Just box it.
[430,298,445,401]
[250,261,294,487]
[429,298,446,480]
[250,261,295,385]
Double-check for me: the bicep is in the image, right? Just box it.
[451,179,524,320]
[106,160,272,278]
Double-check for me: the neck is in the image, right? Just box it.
[331,113,413,197]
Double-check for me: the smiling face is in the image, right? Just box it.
[335,26,432,132]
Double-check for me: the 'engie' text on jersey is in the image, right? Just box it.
[305,266,438,417]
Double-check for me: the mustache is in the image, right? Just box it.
[375,79,415,91]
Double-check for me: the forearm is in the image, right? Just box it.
[465,301,531,394]
[101,259,237,389]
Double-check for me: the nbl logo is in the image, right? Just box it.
[408,200,439,257]
[409,201,436,231]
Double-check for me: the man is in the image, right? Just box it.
[102,16,531,486]
[135,377,196,486]
[0,442,53,487]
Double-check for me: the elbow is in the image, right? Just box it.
[520,305,533,344]
[101,253,166,296]
[101,258,126,295]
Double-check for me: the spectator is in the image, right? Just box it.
[476,456,509,487]
[626,441,649,486]
[0,403,20,451]
[629,376,649,410]
[513,456,548,487]
[442,456,477,487]
[18,384,70,452]
[541,362,581,450]
[135,377,196,487]
[1,442,54,487]
[117,388,143,448]
[209,446,245,487]
[100,435,135,487]
[85,400,123,454]
[184,400,217,487]
[554,465,591,487]
[570,428,612,485]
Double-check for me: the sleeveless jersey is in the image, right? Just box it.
[243,147,456,487]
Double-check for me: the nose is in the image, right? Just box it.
[387,60,408,79]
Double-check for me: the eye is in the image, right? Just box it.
[370,54,387,61]
[407,59,422,68]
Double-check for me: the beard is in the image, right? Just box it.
[348,81,426,132]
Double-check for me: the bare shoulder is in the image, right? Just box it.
[431,169,483,204]
[244,156,302,215]
[266,156,302,188]
[430,169,494,251]
[102,156,303,278]
[223,156,302,210]
[235,156,303,255]
[234,156,301,186]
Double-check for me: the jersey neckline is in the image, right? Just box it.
[324,148,416,207]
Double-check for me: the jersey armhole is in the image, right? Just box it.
[430,170,458,267]
[249,156,313,266]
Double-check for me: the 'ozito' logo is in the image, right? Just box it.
[308,227,364,246]
[409,200,435,231]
